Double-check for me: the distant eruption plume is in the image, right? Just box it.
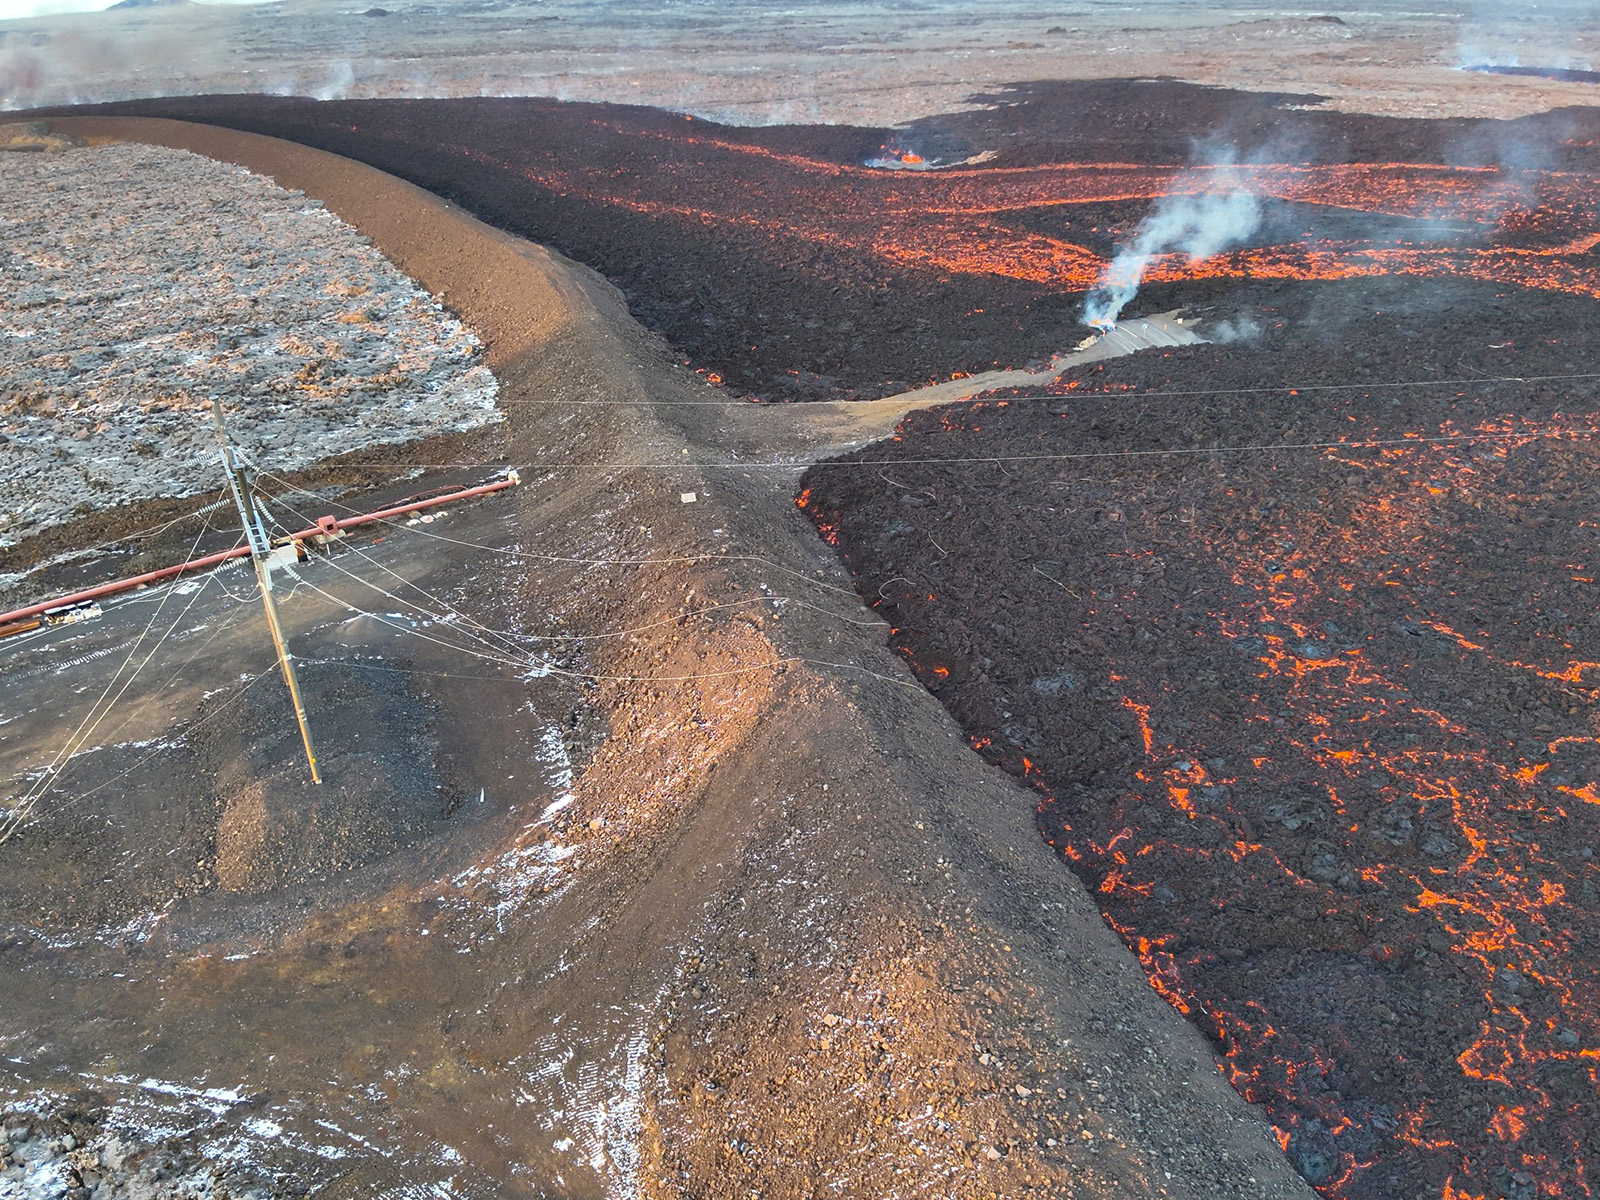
[1083,157,1263,329]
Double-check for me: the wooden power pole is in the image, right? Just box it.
[212,399,322,784]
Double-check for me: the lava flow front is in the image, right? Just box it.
[800,310,1600,1200]
[54,82,1600,400]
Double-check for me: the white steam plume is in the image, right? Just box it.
[1083,161,1262,329]
[1207,315,1261,345]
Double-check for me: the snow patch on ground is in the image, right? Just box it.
[2,1069,479,1199]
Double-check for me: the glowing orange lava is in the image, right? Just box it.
[446,134,1600,306]
[805,393,1600,1200]
[1044,415,1600,1198]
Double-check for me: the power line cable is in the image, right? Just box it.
[12,356,1576,833]
[6,520,215,805]
[87,588,257,752]
[791,427,1600,470]
[0,497,231,592]
[5,573,218,821]
[474,367,1600,406]
[306,537,880,660]
[251,489,912,705]
[1,565,224,844]
[258,476,879,649]
[257,470,863,599]
[257,484,553,662]
[2,510,238,836]
[239,425,1600,476]
[284,561,917,691]
[36,667,275,828]
[289,543,550,668]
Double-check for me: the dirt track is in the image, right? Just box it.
[0,118,1311,1198]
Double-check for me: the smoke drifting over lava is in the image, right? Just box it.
[1084,154,1263,328]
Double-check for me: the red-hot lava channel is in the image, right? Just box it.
[799,361,1600,1200]
[274,136,1600,297]
[415,146,1600,297]
[41,88,1600,398]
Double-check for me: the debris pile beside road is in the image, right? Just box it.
[0,141,498,549]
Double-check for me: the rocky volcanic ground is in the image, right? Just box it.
[803,275,1600,1200]
[11,77,1600,1200]
[0,137,496,551]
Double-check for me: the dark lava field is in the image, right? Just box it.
[804,278,1600,1200]
[42,81,1600,399]
[38,81,1600,1199]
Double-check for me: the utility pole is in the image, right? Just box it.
[212,398,322,783]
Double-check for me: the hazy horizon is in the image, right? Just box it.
[3,0,1598,124]
[0,0,274,21]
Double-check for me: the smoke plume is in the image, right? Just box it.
[1207,315,1261,345]
[1083,157,1261,329]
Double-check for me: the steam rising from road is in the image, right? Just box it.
[1083,158,1261,329]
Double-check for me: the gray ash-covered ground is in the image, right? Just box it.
[0,139,496,551]
[802,276,1600,1200]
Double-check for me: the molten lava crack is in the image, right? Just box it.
[804,371,1600,1200]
